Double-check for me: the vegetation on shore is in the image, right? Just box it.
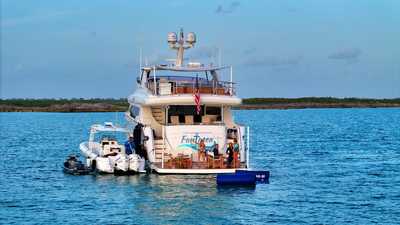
[0,98,128,112]
[243,97,400,105]
[240,97,400,109]
[1,97,399,112]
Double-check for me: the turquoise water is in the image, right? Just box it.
[1,109,400,224]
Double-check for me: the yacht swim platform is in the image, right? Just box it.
[153,167,237,175]
[152,161,247,174]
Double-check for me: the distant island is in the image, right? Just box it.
[1,97,399,112]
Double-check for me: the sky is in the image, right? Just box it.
[1,0,399,99]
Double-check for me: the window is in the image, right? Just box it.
[206,106,221,116]
[167,105,222,124]
[130,105,140,118]
[168,105,204,123]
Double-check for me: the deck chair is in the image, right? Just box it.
[171,116,179,125]
[185,115,194,125]
[202,116,211,124]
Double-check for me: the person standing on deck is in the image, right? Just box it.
[213,143,219,159]
[233,138,240,168]
[226,142,234,168]
[198,139,206,162]
[125,136,135,155]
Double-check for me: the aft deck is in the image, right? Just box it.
[153,167,237,174]
[152,159,247,174]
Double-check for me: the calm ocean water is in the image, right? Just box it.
[1,108,399,224]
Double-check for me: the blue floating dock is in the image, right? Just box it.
[216,173,256,186]
[216,170,270,186]
[235,170,270,183]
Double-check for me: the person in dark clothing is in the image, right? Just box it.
[133,124,145,158]
[226,143,234,168]
[213,143,219,159]
[124,136,135,155]
[133,124,144,149]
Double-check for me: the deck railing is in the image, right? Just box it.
[147,77,236,96]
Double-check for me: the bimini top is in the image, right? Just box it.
[150,64,230,72]
[90,122,130,133]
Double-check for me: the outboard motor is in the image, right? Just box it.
[128,154,140,172]
[113,155,129,172]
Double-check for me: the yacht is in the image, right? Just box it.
[125,29,250,174]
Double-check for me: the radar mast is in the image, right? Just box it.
[167,29,196,67]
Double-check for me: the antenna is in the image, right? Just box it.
[218,47,222,67]
[139,47,142,72]
[168,29,196,67]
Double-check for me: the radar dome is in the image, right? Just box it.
[186,32,196,44]
[168,32,177,44]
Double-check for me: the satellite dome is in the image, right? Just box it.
[186,32,196,44]
[168,32,177,44]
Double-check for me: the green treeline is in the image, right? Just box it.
[242,97,400,105]
[0,98,129,107]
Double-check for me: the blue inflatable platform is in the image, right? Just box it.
[216,170,270,186]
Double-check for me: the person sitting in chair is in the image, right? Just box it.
[124,136,136,155]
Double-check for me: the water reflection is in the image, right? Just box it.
[89,173,248,221]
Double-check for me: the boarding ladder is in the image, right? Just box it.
[154,138,171,163]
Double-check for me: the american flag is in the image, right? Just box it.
[194,75,201,115]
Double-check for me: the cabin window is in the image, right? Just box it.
[205,106,222,121]
[167,105,222,124]
[168,105,204,123]
[130,106,140,118]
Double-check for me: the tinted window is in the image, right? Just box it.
[205,106,221,115]
[168,105,204,123]
[130,106,140,118]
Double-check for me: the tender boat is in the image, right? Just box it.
[125,29,251,174]
[80,122,146,174]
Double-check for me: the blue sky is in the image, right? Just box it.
[1,0,399,98]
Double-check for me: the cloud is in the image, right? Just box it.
[215,1,240,14]
[328,48,362,61]
[244,55,302,67]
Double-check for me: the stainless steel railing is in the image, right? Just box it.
[147,77,236,96]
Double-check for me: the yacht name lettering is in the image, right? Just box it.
[181,135,214,144]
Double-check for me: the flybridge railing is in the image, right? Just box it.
[146,77,236,96]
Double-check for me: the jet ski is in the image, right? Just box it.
[63,155,93,175]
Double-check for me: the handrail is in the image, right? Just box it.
[147,77,236,96]
[246,126,250,169]
[162,126,174,155]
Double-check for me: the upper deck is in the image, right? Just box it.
[138,65,236,97]
[130,29,241,106]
